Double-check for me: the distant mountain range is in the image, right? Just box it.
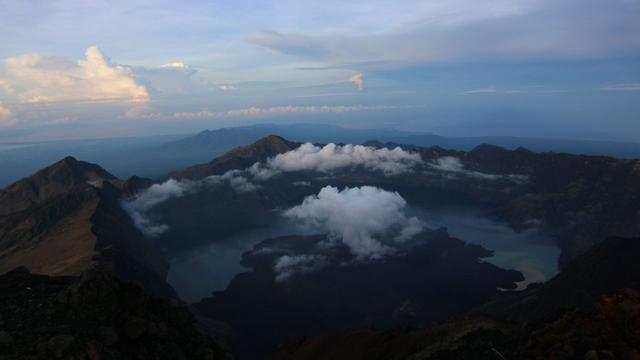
[2,123,640,188]
[165,123,640,159]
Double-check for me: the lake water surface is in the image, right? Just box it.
[168,206,560,303]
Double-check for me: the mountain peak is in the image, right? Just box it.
[211,134,299,167]
[60,155,78,163]
[231,135,296,156]
[170,135,299,179]
[0,157,116,215]
[470,143,507,153]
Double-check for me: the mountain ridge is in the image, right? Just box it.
[0,157,175,298]
[169,135,300,179]
[0,156,115,216]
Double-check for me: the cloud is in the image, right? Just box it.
[204,169,262,193]
[274,254,329,283]
[171,105,396,120]
[248,0,640,70]
[249,142,423,180]
[160,62,189,69]
[283,186,424,260]
[463,87,523,94]
[123,142,422,236]
[292,181,311,187]
[0,79,13,95]
[512,261,548,291]
[0,104,16,126]
[122,144,528,239]
[349,73,364,91]
[122,170,262,237]
[1,46,149,105]
[599,83,640,92]
[429,156,528,182]
[121,179,197,237]
[217,84,236,91]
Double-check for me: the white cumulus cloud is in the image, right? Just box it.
[249,142,423,180]
[283,186,424,260]
[1,46,149,105]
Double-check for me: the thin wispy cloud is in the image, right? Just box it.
[160,62,189,70]
[599,83,640,92]
[248,0,640,70]
[217,84,237,91]
[464,87,523,94]
[169,105,397,120]
[294,93,361,98]
[0,103,15,126]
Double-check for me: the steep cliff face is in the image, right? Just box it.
[0,267,230,360]
[0,157,174,298]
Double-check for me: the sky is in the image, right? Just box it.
[0,0,639,142]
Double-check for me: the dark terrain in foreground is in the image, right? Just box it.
[269,288,640,360]
[0,267,230,359]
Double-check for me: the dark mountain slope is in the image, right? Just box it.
[0,186,100,276]
[481,236,640,321]
[268,288,640,360]
[266,237,640,360]
[90,181,176,298]
[169,135,299,179]
[0,267,230,360]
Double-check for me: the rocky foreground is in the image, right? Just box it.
[269,289,640,360]
[0,267,230,360]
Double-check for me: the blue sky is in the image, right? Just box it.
[0,0,639,141]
